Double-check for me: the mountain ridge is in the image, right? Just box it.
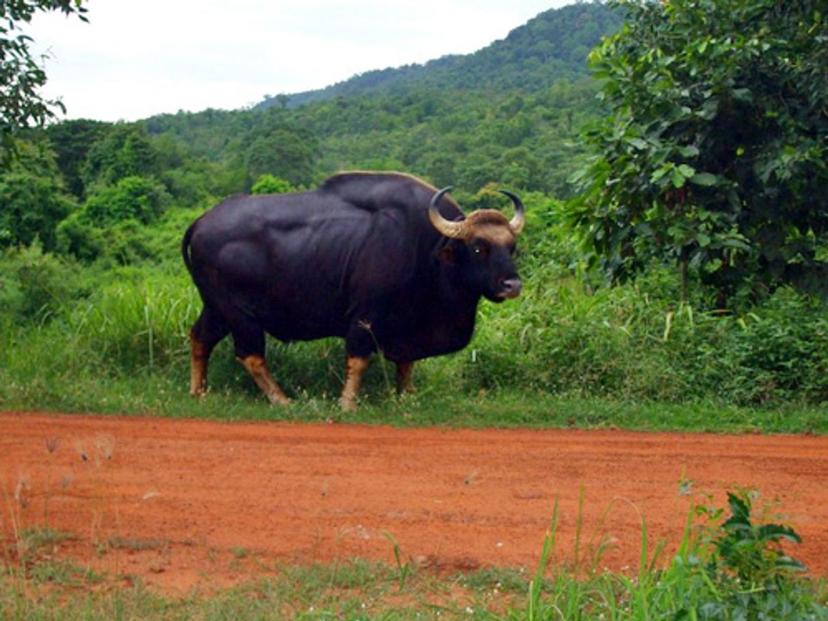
[257,2,621,110]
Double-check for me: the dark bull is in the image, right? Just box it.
[182,172,524,410]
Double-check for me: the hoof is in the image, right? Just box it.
[267,394,291,406]
[338,397,358,412]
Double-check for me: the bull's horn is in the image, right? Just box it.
[499,189,525,235]
[428,186,467,239]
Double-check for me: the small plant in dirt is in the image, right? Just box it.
[16,527,75,564]
[506,490,826,621]
[30,559,102,587]
[714,491,804,582]
[691,491,816,621]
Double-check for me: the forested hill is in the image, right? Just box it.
[258,2,622,109]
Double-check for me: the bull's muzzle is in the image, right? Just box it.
[497,278,523,300]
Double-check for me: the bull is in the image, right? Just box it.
[181,171,524,410]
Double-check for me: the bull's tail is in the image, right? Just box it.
[181,221,197,275]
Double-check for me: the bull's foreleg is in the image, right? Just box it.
[238,354,291,406]
[396,361,416,394]
[339,355,371,411]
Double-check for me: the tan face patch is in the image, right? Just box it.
[463,210,515,246]
[468,223,516,247]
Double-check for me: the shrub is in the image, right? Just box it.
[0,243,88,323]
[81,175,170,225]
[56,176,172,261]
[250,174,295,195]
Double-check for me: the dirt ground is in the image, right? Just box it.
[1,411,827,593]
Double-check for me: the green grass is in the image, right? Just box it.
[2,359,826,434]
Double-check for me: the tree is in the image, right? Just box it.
[1,0,88,167]
[0,139,74,250]
[244,125,318,188]
[81,124,162,190]
[56,175,170,260]
[45,118,108,197]
[250,173,294,195]
[569,0,828,303]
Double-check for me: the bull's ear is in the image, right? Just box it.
[438,245,457,264]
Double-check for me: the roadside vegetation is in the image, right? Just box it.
[2,490,826,619]
[2,208,827,432]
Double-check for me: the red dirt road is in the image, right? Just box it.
[1,412,827,592]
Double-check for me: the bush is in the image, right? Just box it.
[0,140,76,251]
[251,174,295,195]
[56,176,172,261]
[81,175,170,225]
[0,243,89,323]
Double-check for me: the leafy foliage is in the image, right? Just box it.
[82,124,163,190]
[0,242,87,322]
[56,175,170,261]
[569,0,828,303]
[714,491,804,584]
[45,118,109,197]
[0,0,87,167]
[243,123,318,187]
[0,139,74,250]
[251,173,295,195]
[2,0,827,413]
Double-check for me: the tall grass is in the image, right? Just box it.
[2,219,828,420]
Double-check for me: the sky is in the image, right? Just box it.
[27,0,574,122]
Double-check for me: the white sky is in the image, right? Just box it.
[27,0,574,122]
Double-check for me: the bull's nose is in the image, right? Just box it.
[498,278,522,299]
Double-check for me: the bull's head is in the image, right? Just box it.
[428,187,524,303]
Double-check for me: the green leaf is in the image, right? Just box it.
[677,164,696,178]
[720,238,751,251]
[651,165,672,183]
[690,172,718,187]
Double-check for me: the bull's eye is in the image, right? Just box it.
[471,240,489,257]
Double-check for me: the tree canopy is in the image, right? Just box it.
[0,0,87,167]
[569,0,828,302]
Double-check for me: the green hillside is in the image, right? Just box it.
[136,3,622,200]
[259,2,622,108]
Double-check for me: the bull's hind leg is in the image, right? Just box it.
[231,321,290,406]
[189,306,229,397]
[339,355,370,412]
[395,361,416,394]
[341,315,380,411]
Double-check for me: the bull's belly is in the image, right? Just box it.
[262,315,348,343]
[380,327,474,363]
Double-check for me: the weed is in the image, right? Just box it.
[383,530,414,591]
[30,559,102,586]
[107,536,166,552]
[231,545,249,559]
